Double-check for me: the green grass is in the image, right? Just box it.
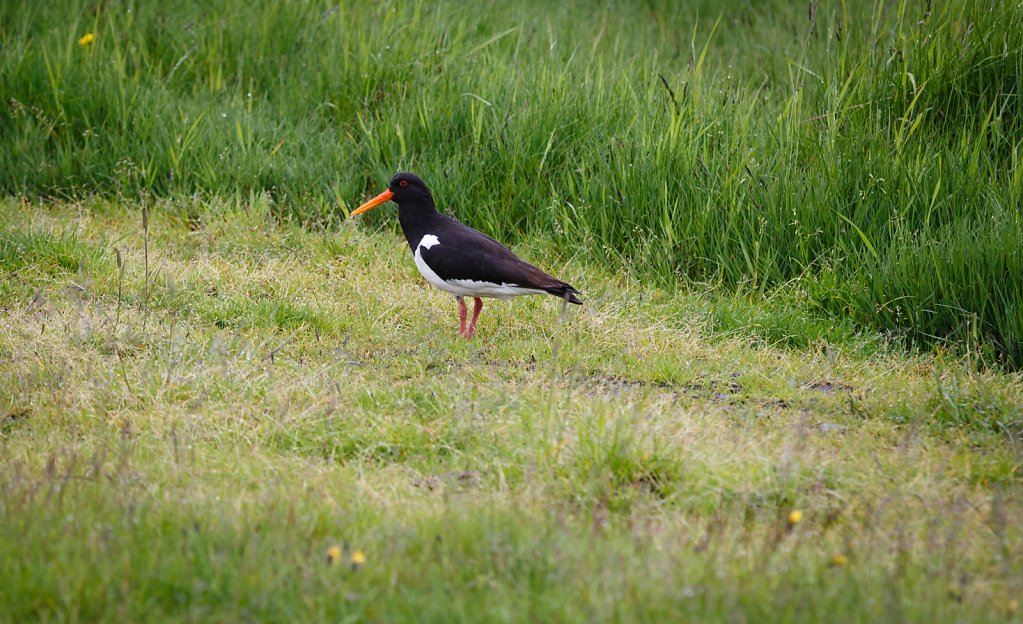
[2,198,1023,622]
[2,0,1022,365]
[3,1,1023,620]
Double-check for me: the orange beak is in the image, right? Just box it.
[350,189,394,217]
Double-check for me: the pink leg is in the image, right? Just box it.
[457,297,467,336]
[464,297,484,339]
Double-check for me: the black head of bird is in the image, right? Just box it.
[350,172,582,339]
[350,172,434,216]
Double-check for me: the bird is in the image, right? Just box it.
[350,172,582,338]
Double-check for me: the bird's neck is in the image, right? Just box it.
[397,202,442,251]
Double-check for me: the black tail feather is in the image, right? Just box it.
[546,285,583,305]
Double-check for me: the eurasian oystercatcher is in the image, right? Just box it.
[351,172,582,338]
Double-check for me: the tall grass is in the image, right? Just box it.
[1,0,1021,365]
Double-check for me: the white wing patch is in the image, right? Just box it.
[419,234,440,250]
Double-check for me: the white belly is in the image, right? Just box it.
[412,236,547,300]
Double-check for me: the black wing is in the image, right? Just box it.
[421,216,583,303]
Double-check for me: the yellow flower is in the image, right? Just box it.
[788,510,803,525]
[350,549,367,566]
[832,554,849,567]
[326,545,342,564]
[1008,599,1019,614]
[78,33,96,46]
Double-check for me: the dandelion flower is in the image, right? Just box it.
[78,33,95,46]
[788,510,803,525]
[350,549,366,566]
[831,554,848,567]
[326,545,342,565]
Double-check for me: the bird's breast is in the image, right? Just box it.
[413,235,451,293]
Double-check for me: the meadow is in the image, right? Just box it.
[2,0,1022,621]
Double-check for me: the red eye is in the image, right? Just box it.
[399,180,408,187]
